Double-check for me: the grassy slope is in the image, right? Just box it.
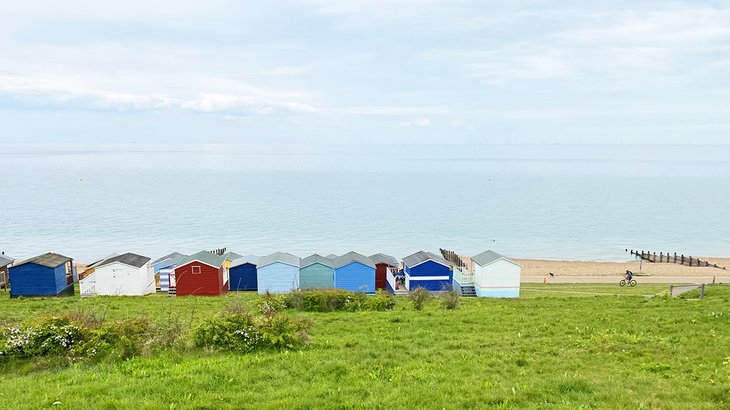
[0,284,728,409]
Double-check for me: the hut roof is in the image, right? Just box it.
[177,251,226,268]
[97,252,151,269]
[14,252,72,269]
[223,251,244,261]
[258,252,300,268]
[333,251,375,269]
[301,254,334,269]
[325,254,339,260]
[402,251,452,268]
[368,253,398,267]
[153,252,186,265]
[230,255,260,268]
[0,254,15,267]
[472,250,519,267]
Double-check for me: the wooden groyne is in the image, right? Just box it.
[627,249,726,269]
[439,248,467,268]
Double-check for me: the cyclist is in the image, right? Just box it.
[625,270,633,280]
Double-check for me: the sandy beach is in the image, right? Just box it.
[516,257,730,284]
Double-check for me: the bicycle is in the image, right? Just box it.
[619,277,637,287]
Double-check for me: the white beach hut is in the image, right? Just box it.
[471,250,521,298]
[81,252,155,296]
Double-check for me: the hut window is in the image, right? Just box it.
[192,266,201,274]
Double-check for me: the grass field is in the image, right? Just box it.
[0,284,728,409]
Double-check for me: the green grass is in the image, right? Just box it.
[1,285,729,409]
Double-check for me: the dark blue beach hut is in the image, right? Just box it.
[402,251,453,292]
[229,256,259,291]
[8,252,75,298]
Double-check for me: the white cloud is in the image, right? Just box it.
[0,75,316,114]
[399,118,431,127]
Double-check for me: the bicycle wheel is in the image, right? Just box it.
[619,280,626,287]
[629,280,637,287]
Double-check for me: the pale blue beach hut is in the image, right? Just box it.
[256,252,300,294]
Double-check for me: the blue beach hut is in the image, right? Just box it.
[299,254,335,289]
[229,255,259,291]
[8,252,75,298]
[402,251,453,292]
[256,252,300,294]
[333,252,375,293]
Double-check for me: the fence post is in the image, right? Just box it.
[669,285,674,297]
[700,284,705,299]
[674,252,677,263]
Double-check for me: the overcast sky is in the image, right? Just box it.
[1,1,729,144]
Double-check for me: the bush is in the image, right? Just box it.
[192,308,311,353]
[283,289,395,312]
[254,291,289,316]
[193,311,262,352]
[0,317,85,359]
[409,287,432,310]
[73,318,150,361]
[441,290,461,310]
[369,290,397,311]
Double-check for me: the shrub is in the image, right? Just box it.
[255,291,289,316]
[0,317,85,359]
[73,318,150,361]
[283,289,395,312]
[369,290,396,311]
[258,314,312,350]
[193,308,311,353]
[441,290,461,310]
[193,311,262,352]
[409,287,432,310]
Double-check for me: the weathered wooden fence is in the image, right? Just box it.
[669,284,705,299]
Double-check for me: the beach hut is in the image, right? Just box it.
[369,253,398,291]
[1,253,14,292]
[402,251,453,291]
[256,252,300,294]
[81,253,154,296]
[173,251,229,296]
[299,254,335,289]
[333,252,375,293]
[152,252,187,292]
[471,250,521,298]
[8,252,75,298]
[229,255,259,291]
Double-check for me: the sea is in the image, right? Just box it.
[2,143,729,263]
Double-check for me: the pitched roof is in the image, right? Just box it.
[230,255,260,268]
[97,252,151,269]
[369,253,398,267]
[402,251,452,268]
[88,253,119,269]
[223,251,243,261]
[257,252,300,268]
[153,252,186,265]
[325,254,339,260]
[333,251,375,269]
[13,252,72,269]
[472,250,518,267]
[177,250,226,268]
[301,254,334,269]
[0,254,15,267]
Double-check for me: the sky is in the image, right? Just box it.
[1,1,729,145]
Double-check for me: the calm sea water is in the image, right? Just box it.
[2,144,729,262]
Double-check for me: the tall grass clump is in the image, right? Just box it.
[441,290,461,310]
[409,287,432,310]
